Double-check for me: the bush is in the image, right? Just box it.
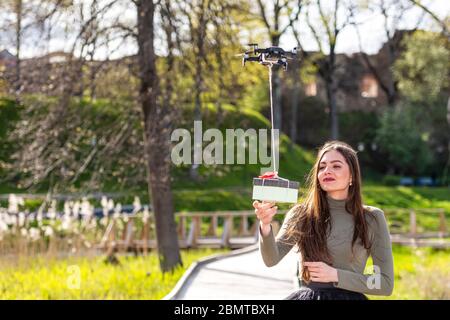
[382,175,402,186]
[374,104,432,175]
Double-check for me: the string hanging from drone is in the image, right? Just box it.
[239,44,300,203]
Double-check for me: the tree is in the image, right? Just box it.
[296,0,354,139]
[135,0,182,272]
[407,0,449,38]
[406,0,450,185]
[374,104,431,175]
[0,0,71,95]
[394,30,450,183]
[394,31,449,102]
[6,0,134,192]
[351,0,425,106]
[174,0,213,180]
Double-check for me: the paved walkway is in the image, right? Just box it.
[173,246,300,300]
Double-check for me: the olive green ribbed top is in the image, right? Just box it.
[259,195,394,296]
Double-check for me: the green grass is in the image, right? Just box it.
[0,249,229,299]
[363,186,450,211]
[172,185,450,213]
[367,245,450,300]
[0,245,447,300]
[172,103,315,191]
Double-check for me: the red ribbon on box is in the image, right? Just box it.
[258,171,278,179]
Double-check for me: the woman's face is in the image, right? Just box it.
[317,150,352,195]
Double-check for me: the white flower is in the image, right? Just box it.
[107,199,114,211]
[133,196,142,213]
[8,194,19,214]
[61,216,72,231]
[101,196,108,208]
[101,196,109,217]
[44,226,54,237]
[1,213,13,225]
[20,227,28,237]
[113,203,122,220]
[0,220,8,233]
[72,201,80,219]
[36,207,44,223]
[18,212,25,227]
[100,217,108,226]
[64,201,71,217]
[80,197,92,217]
[47,200,57,220]
[29,228,41,241]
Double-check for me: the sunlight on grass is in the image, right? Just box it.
[367,245,450,300]
[0,249,229,299]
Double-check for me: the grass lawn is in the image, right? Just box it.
[367,245,449,300]
[170,185,450,214]
[0,248,229,299]
[0,244,448,300]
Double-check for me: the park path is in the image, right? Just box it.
[165,245,300,300]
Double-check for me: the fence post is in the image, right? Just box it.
[186,216,201,248]
[194,216,201,241]
[178,215,186,240]
[439,209,447,238]
[409,210,417,238]
[142,219,149,255]
[186,218,197,248]
[221,215,233,248]
[207,215,218,237]
[123,218,135,252]
[239,215,248,236]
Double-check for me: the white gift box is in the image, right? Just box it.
[252,177,299,203]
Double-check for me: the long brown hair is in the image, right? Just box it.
[284,140,373,283]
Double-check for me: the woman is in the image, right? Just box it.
[253,140,394,300]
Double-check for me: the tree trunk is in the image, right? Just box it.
[136,0,181,272]
[386,42,399,106]
[325,47,339,140]
[190,58,202,181]
[326,78,339,140]
[15,0,22,95]
[190,1,207,181]
[214,18,225,126]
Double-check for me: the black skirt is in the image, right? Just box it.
[284,282,368,300]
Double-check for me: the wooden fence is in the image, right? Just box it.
[97,208,449,254]
[97,210,282,255]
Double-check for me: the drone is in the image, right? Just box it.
[236,44,297,70]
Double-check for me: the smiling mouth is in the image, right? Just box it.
[323,178,335,182]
